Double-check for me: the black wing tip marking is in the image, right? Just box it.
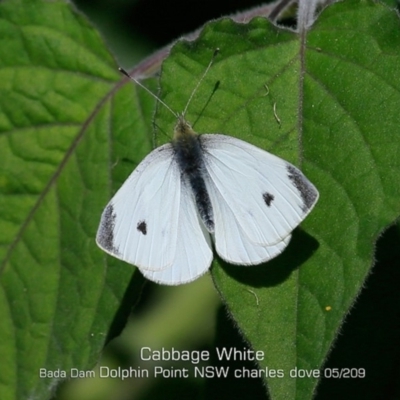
[97,203,120,255]
[263,192,275,207]
[137,220,147,235]
[286,165,318,212]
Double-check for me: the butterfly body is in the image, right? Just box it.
[172,116,214,233]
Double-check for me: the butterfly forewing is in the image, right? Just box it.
[201,134,319,247]
[97,144,181,271]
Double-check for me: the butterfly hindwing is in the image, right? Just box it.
[207,178,292,264]
[141,181,213,284]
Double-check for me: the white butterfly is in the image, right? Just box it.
[96,52,319,285]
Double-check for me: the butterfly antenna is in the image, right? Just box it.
[119,68,178,117]
[182,48,220,118]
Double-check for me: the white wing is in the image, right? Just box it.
[140,181,213,285]
[201,134,318,258]
[96,143,212,282]
[207,179,292,264]
[97,144,181,270]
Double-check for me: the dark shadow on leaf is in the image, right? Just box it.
[105,268,146,344]
[216,229,319,288]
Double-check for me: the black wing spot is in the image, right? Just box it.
[97,204,120,254]
[263,192,275,207]
[137,220,147,235]
[287,165,318,212]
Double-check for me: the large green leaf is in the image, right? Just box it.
[156,2,400,399]
[0,0,153,399]
[1,1,400,400]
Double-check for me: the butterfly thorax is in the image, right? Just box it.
[172,115,215,233]
[173,115,196,140]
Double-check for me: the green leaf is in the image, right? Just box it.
[157,1,400,399]
[1,0,400,400]
[0,0,154,399]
